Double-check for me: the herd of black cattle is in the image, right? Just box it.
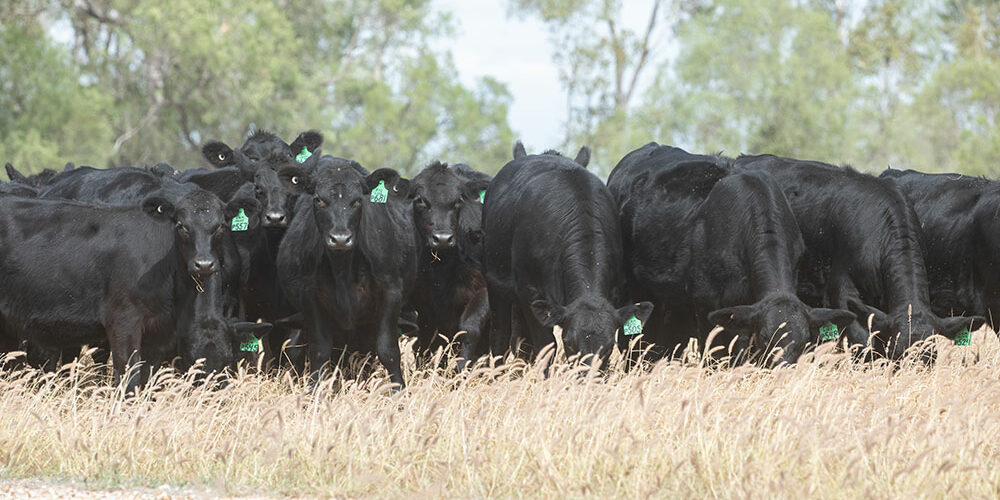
[0,130,993,392]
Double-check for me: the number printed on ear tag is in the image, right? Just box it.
[231,208,249,232]
[623,315,643,336]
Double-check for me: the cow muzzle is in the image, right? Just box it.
[326,231,354,251]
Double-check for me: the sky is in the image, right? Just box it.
[434,0,659,152]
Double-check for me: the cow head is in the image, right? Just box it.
[411,162,490,251]
[142,182,260,279]
[531,297,654,361]
[847,298,985,358]
[280,156,409,254]
[709,295,856,365]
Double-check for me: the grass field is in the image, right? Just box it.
[0,331,998,499]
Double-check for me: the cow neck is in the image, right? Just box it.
[878,196,935,315]
[745,211,800,301]
[324,246,362,283]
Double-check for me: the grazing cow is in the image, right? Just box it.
[689,170,856,364]
[409,161,492,368]
[0,182,269,392]
[733,154,984,357]
[880,168,1000,326]
[484,142,652,363]
[276,156,418,388]
[607,143,733,351]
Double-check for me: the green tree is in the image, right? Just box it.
[653,0,858,164]
[508,0,679,171]
[0,9,114,175]
[1,0,514,175]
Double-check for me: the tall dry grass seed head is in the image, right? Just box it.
[0,333,997,498]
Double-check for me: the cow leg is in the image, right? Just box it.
[106,312,144,395]
[489,297,513,364]
[302,305,333,386]
[375,289,405,391]
[457,288,489,371]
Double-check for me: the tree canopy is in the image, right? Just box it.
[0,0,514,176]
[516,0,1000,175]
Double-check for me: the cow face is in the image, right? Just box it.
[847,299,984,358]
[412,163,486,250]
[142,184,259,279]
[281,158,367,252]
[253,160,294,228]
[710,296,856,365]
[531,297,653,361]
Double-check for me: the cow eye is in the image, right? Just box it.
[350,199,361,209]
[177,225,190,235]
[291,176,299,185]
[415,198,429,209]
[314,196,326,208]
[217,153,227,161]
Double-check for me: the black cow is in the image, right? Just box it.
[276,156,418,388]
[607,143,733,352]
[40,166,167,203]
[0,182,269,392]
[880,168,1000,326]
[485,142,652,364]
[733,154,983,357]
[689,170,856,364]
[409,161,492,369]
[5,163,60,188]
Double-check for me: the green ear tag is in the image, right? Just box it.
[623,315,643,336]
[819,322,839,342]
[370,180,388,204]
[479,189,486,204]
[231,208,249,232]
[954,327,971,346]
[239,333,260,353]
[295,146,312,164]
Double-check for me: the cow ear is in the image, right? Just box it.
[806,308,856,339]
[234,321,273,337]
[366,168,410,198]
[617,301,654,326]
[574,146,591,167]
[278,166,313,193]
[846,297,888,332]
[513,140,527,160]
[225,195,262,227]
[202,141,236,168]
[935,315,987,340]
[149,163,176,177]
[461,179,491,202]
[141,196,176,222]
[63,162,75,172]
[288,130,323,157]
[530,299,565,328]
[5,163,26,183]
[707,305,759,333]
[274,313,303,330]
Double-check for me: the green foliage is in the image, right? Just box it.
[0,22,114,175]
[657,0,857,164]
[516,0,1000,176]
[0,0,514,176]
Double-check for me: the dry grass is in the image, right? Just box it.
[0,331,998,499]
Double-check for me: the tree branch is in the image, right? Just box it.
[623,0,662,108]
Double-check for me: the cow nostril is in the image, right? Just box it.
[327,232,353,248]
[431,232,455,247]
[194,259,217,273]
